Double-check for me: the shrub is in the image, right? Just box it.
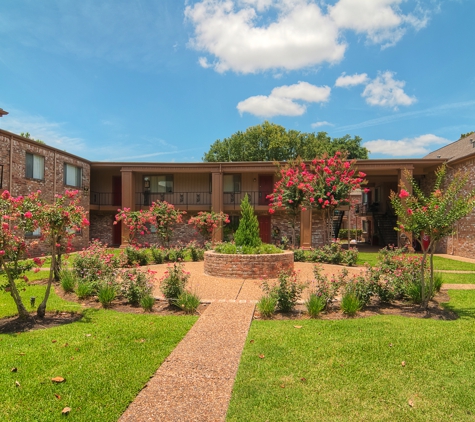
[293,249,307,262]
[150,245,165,264]
[305,294,326,318]
[338,229,363,240]
[257,295,277,319]
[262,271,305,313]
[350,272,374,306]
[308,264,345,310]
[60,269,77,293]
[97,282,117,308]
[124,246,149,267]
[433,272,443,293]
[160,262,190,302]
[175,291,200,314]
[188,241,205,261]
[310,243,358,266]
[76,280,94,299]
[120,268,155,305]
[341,289,362,316]
[140,295,155,312]
[234,194,261,248]
[164,245,186,262]
[341,247,358,266]
[213,242,282,254]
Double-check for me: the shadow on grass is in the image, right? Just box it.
[442,290,475,320]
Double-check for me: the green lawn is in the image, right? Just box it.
[0,287,197,422]
[357,252,475,272]
[227,290,475,422]
[439,272,475,284]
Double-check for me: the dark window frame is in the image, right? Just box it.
[64,163,83,188]
[25,152,45,181]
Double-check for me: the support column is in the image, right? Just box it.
[211,172,223,243]
[398,167,413,249]
[300,208,312,249]
[120,170,135,247]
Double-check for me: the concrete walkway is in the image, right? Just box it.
[119,302,255,422]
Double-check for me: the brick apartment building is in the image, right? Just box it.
[1,128,473,258]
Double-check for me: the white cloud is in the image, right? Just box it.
[311,121,333,128]
[185,0,346,73]
[335,72,369,87]
[237,81,330,117]
[363,134,450,157]
[0,108,86,155]
[328,0,429,48]
[362,71,416,110]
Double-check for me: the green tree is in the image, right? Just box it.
[234,195,262,248]
[202,121,368,162]
[390,164,475,309]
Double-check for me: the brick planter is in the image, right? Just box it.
[204,250,294,279]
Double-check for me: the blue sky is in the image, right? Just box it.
[1,0,474,162]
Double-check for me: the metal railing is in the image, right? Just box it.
[136,191,212,208]
[223,191,272,209]
[90,191,121,207]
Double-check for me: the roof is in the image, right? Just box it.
[424,133,475,163]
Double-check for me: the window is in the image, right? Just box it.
[64,163,82,187]
[223,174,241,192]
[149,175,173,193]
[25,153,44,180]
[26,227,41,237]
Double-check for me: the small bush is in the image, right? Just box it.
[175,291,200,314]
[308,265,345,310]
[150,246,165,264]
[164,246,186,262]
[234,194,261,248]
[341,291,362,316]
[97,282,117,308]
[305,294,326,318]
[293,249,307,262]
[309,243,358,266]
[262,271,305,313]
[433,272,443,293]
[124,246,149,267]
[160,262,190,302]
[213,242,282,254]
[140,295,155,312]
[120,268,155,305]
[188,241,205,262]
[60,269,77,293]
[76,280,94,299]
[257,295,277,319]
[338,229,363,240]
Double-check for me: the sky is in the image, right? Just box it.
[1,0,474,162]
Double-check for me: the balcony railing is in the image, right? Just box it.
[136,192,211,208]
[90,190,272,209]
[223,191,272,209]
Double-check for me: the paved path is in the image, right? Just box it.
[119,302,255,422]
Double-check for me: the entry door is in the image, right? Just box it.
[258,175,273,205]
[258,215,271,243]
[112,219,122,246]
[112,176,122,206]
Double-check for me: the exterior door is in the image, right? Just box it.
[258,175,273,205]
[112,219,122,246]
[258,215,271,243]
[112,176,122,206]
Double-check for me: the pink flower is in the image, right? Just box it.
[399,189,410,199]
[0,250,5,256]
[269,208,275,214]
[407,208,413,215]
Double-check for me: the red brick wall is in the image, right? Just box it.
[89,212,115,246]
[204,250,294,279]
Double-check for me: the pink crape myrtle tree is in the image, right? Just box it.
[268,153,367,247]
[0,190,43,319]
[390,164,475,309]
[188,211,230,244]
[115,208,151,246]
[149,201,186,247]
[267,158,311,248]
[36,190,89,318]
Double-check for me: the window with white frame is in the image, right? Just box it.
[223,174,241,192]
[25,153,45,180]
[26,227,41,237]
[64,163,82,187]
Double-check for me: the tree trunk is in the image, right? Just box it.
[2,265,30,319]
[53,249,62,282]
[37,244,56,318]
[420,250,428,309]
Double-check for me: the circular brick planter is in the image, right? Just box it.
[204,250,294,279]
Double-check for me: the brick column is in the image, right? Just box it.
[120,170,135,247]
[211,172,223,242]
[398,167,413,249]
[300,208,312,249]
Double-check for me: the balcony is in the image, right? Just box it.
[223,191,272,209]
[136,192,211,209]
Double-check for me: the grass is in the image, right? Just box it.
[227,290,475,422]
[0,288,197,422]
[440,273,475,284]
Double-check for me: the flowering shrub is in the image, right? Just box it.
[160,262,190,303]
[187,241,205,261]
[124,246,150,267]
[114,208,150,245]
[308,265,348,310]
[73,240,123,292]
[261,270,306,313]
[120,268,155,305]
[310,243,358,266]
[188,211,229,242]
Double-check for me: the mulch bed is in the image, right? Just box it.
[254,291,459,321]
